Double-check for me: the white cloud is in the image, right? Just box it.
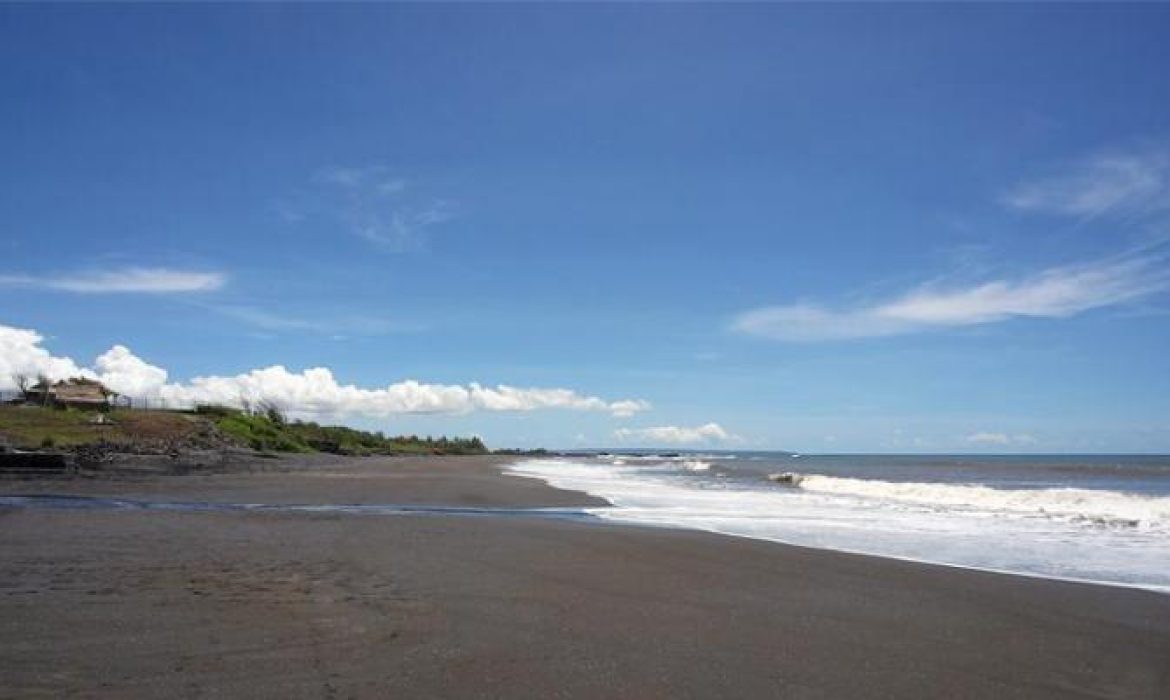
[965,432,1010,445]
[168,371,646,418]
[731,255,1168,341]
[0,325,88,383]
[0,323,648,418]
[0,267,225,294]
[1003,148,1170,218]
[966,432,1037,447]
[92,345,169,398]
[466,384,649,417]
[607,400,653,418]
[613,422,736,445]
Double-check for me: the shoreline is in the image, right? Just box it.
[7,451,1170,594]
[504,456,1170,595]
[3,454,1168,697]
[626,515,1170,597]
[6,450,1170,594]
[8,477,1170,597]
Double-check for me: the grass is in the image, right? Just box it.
[0,405,203,449]
[214,411,313,453]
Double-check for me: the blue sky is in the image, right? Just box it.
[2,3,1169,452]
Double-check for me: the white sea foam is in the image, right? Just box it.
[507,458,1170,592]
[681,460,712,472]
[595,453,724,466]
[789,474,1170,530]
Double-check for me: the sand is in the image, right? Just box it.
[1,455,1168,698]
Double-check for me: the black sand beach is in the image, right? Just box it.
[2,455,1167,698]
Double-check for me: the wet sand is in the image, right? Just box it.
[2,455,1168,698]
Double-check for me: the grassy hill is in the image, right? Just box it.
[0,405,206,450]
[0,404,488,456]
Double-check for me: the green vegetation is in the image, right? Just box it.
[0,403,490,456]
[205,407,489,455]
[213,410,314,453]
[288,421,487,455]
[0,405,203,449]
[195,402,487,455]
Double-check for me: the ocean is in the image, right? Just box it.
[508,452,1170,592]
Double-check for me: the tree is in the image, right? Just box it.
[259,400,286,426]
[36,373,51,406]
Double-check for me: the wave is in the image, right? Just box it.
[776,472,1170,530]
[596,454,718,470]
[506,459,1170,591]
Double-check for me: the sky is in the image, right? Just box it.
[2,3,1170,452]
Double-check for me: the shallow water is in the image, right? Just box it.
[0,494,594,521]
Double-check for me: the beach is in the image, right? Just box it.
[2,455,1168,698]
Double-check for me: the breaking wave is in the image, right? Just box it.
[777,473,1170,530]
[507,458,1170,592]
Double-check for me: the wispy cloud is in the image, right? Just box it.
[0,267,226,294]
[1003,147,1170,218]
[613,422,736,445]
[965,432,1037,447]
[210,305,420,336]
[351,201,455,250]
[731,254,1168,342]
[212,306,320,332]
[0,322,649,419]
[309,165,454,251]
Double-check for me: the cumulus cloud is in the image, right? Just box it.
[0,325,88,383]
[613,422,736,445]
[731,255,1168,342]
[965,432,1037,447]
[159,371,647,418]
[0,323,648,418]
[92,345,169,398]
[1003,148,1170,218]
[0,267,225,294]
[466,384,649,417]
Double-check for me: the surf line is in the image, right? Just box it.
[0,494,601,521]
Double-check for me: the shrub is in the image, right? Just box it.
[260,400,286,426]
[194,404,239,418]
[214,412,311,453]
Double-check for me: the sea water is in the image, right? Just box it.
[508,453,1170,592]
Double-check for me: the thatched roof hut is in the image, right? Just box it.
[26,378,114,409]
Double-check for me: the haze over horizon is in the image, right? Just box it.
[3,3,1169,452]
